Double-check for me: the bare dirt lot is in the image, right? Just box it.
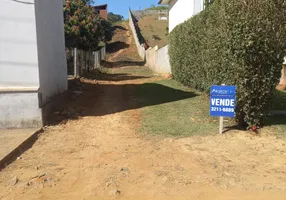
[1,23,286,200]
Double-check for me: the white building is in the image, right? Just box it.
[0,0,67,128]
[159,0,204,32]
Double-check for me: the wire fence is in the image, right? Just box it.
[66,46,106,77]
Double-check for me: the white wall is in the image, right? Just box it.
[0,0,39,88]
[129,11,146,60]
[0,93,42,129]
[129,10,171,74]
[146,45,171,74]
[169,0,204,32]
[35,0,68,106]
[156,45,171,73]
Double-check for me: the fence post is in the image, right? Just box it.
[88,51,90,72]
[94,51,99,68]
[83,51,87,71]
[91,51,94,70]
[80,50,84,75]
[74,48,79,78]
[90,50,92,71]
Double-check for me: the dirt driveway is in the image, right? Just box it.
[1,23,286,200]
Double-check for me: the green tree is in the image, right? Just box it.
[64,0,113,50]
[108,12,124,23]
[98,19,113,42]
[146,5,168,10]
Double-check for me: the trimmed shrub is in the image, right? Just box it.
[169,0,286,127]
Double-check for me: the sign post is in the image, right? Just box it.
[210,85,236,134]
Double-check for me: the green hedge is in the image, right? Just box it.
[169,0,286,127]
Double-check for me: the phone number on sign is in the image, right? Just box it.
[211,107,234,112]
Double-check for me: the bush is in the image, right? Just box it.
[169,0,286,127]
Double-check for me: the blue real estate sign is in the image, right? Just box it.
[210,85,236,118]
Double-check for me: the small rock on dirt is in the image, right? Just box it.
[109,189,121,196]
[9,176,18,186]
[162,176,168,183]
[105,182,111,188]
[120,167,129,172]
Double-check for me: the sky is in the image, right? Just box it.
[92,0,161,19]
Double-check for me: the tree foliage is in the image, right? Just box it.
[146,5,168,10]
[169,0,286,128]
[64,0,113,50]
[108,12,124,23]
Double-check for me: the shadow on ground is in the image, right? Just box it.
[106,41,129,54]
[265,116,286,126]
[47,75,197,125]
[83,70,150,81]
[102,60,146,68]
[112,25,127,31]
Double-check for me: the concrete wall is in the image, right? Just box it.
[0,0,67,128]
[0,0,39,88]
[146,45,171,74]
[35,0,68,106]
[143,43,172,73]
[0,93,42,129]
[129,10,171,74]
[169,0,204,32]
[129,10,146,60]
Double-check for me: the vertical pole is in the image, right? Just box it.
[85,51,86,71]
[219,83,226,134]
[80,50,84,75]
[219,116,224,134]
[74,48,78,78]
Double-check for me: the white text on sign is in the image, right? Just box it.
[211,99,235,107]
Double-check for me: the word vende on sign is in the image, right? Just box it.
[210,85,236,118]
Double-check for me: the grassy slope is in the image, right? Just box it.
[138,15,168,48]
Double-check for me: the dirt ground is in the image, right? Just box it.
[0,129,39,161]
[1,23,286,200]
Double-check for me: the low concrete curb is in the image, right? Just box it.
[0,128,43,171]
